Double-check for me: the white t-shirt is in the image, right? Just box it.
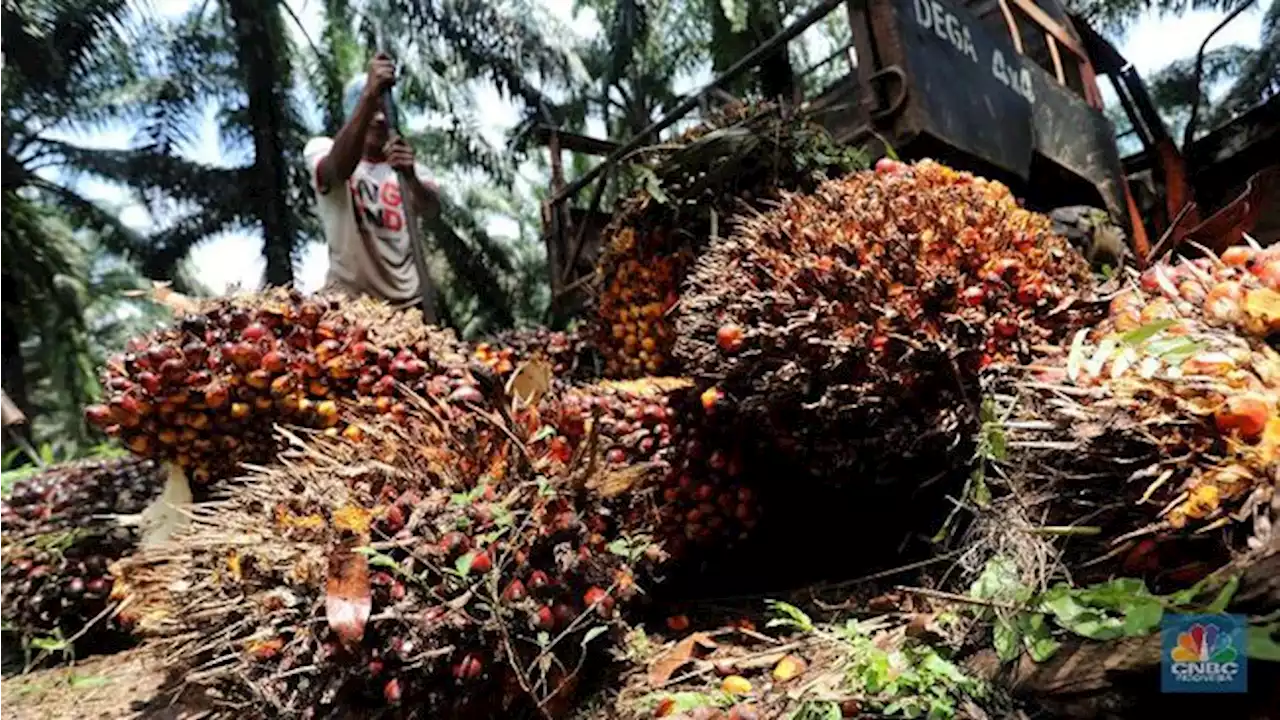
[303,136,435,309]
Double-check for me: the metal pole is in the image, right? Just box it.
[546,0,848,208]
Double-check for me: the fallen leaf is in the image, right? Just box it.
[506,357,553,406]
[648,632,718,686]
[227,550,242,582]
[332,505,372,535]
[326,545,371,648]
[245,636,284,660]
[588,463,659,498]
[772,654,807,682]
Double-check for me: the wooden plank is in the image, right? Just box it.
[531,125,620,157]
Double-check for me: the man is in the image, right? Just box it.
[304,53,442,318]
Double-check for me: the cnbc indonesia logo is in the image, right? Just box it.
[1168,622,1241,685]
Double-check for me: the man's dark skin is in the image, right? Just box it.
[316,53,441,219]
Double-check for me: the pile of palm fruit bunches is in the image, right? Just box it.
[5,156,1276,716]
[967,239,1280,591]
[590,100,870,378]
[2,457,167,658]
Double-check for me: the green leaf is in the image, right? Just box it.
[530,425,556,444]
[993,619,1020,662]
[69,674,110,689]
[1120,319,1176,346]
[1205,575,1239,614]
[581,625,608,648]
[638,167,668,205]
[969,556,1024,605]
[1121,600,1163,636]
[970,468,991,508]
[29,636,68,652]
[765,600,814,633]
[1246,624,1280,661]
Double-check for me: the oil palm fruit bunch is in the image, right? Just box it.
[1131,241,1280,340]
[477,326,598,381]
[591,100,868,379]
[674,159,1098,479]
[544,379,761,561]
[2,457,166,658]
[114,375,734,719]
[84,289,468,485]
[978,252,1280,589]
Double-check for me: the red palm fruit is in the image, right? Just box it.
[241,323,268,342]
[348,341,371,358]
[373,375,396,396]
[315,339,342,363]
[453,652,483,681]
[246,369,272,390]
[138,371,163,395]
[875,157,902,174]
[1215,394,1271,440]
[583,587,614,617]
[469,550,492,573]
[204,382,230,409]
[1221,246,1254,266]
[383,505,405,533]
[440,532,470,557]
[502,579,527,602]
[716,324,745,353]
[527,570,551,594]
[1255,260,1280,290]
[700,387,723,413]
[389,581,406,601]
[532,605,555,630]
[959,285,986,307]
[261,350,287,373]
[270,374,295,397]
[383,678,402,704]
[85,404,114,426]
[552,602,576,628]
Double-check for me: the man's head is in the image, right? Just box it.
[343,75,390,158]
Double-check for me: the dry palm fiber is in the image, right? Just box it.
[959,250,1280,593]
[84,288,471,485]
[674,159,1099,480]
[590,100,868,379]
[111,373,760,719]
[2,456,166,660]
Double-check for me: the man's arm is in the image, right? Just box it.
[315,54,396,193]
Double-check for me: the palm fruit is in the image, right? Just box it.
[591,100,869,379]
[113,373,732,718]
[1131,242,1280,340]
[674,159,1099,479]
[1,457,166,659]
[971,256,1280,591]
[477,326,599,380]
[84,289,469,485]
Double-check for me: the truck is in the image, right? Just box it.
[534,0,1278,312]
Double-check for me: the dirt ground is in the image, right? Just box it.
[1,645,178,720]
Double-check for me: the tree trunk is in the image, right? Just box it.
[225,0,297,288]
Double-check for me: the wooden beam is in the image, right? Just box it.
[531,126,620,157]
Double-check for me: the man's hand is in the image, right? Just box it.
[384,136,416,173]
[367,52,396,95]
[385,137,442,219]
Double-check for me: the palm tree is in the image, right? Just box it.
[2,0,178,443]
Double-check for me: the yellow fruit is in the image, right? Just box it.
[772,654,807,682]
[721,675,752,695]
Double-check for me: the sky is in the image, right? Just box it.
[47,0,1267,297]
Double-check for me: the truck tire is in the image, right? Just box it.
[1049,206,1130,272]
